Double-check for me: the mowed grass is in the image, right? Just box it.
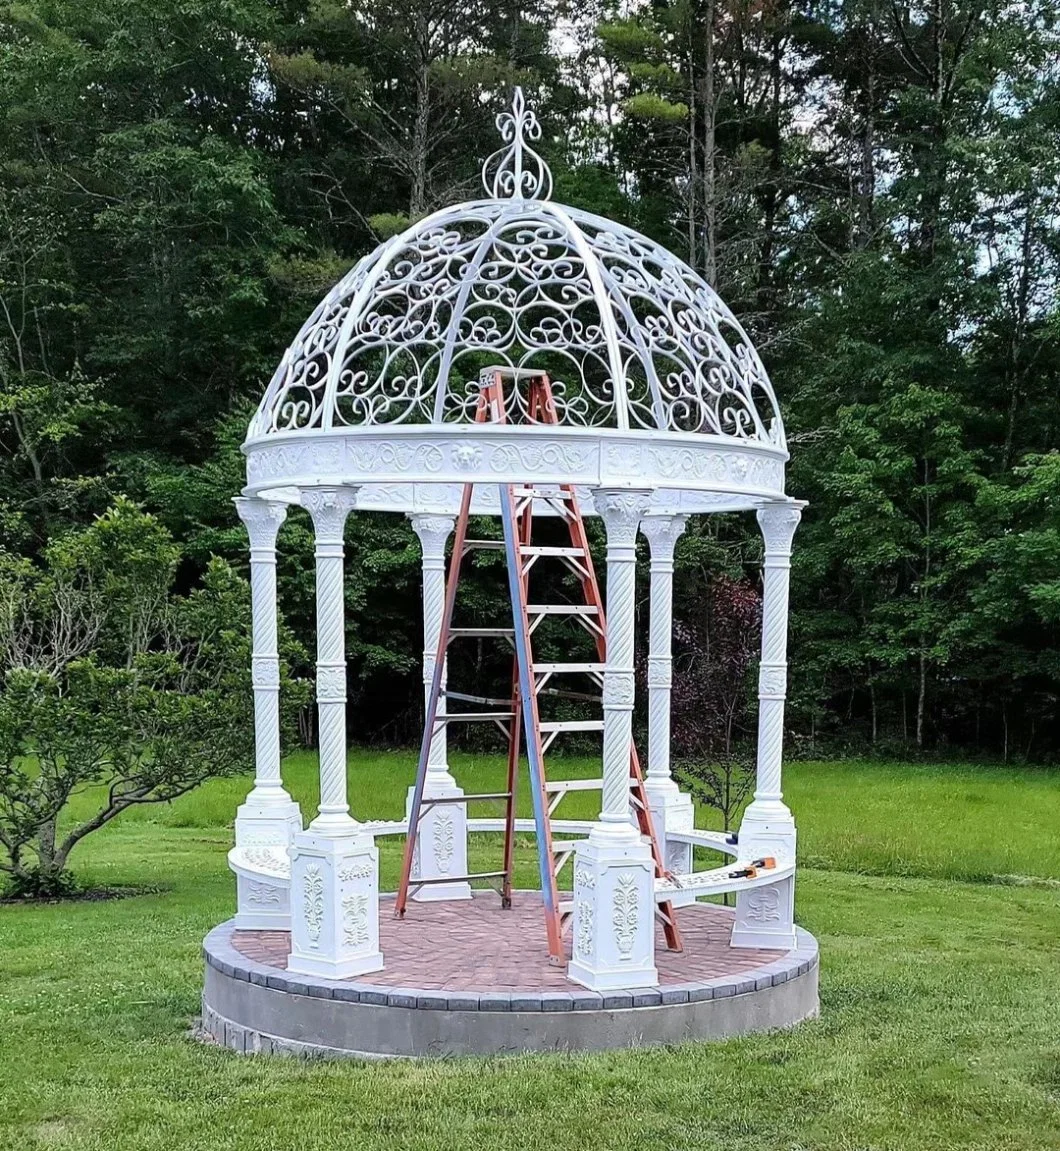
[1,754,1059,1151]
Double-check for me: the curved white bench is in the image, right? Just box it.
[230,819,787,907]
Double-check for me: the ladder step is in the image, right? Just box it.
[520,546,586,557]
[527,604,598,616]
[533,663,606,675]
[448,628,515,640]
[413,871,508,886]
[422,791,512,807]
[538,720,605,733]
[463,539,505,551]
[545,778,603,793]
[443,690,512,706]
[436,711,515,723]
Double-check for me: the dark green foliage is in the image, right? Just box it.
[0,501,310,894]
[0,0,1057,761]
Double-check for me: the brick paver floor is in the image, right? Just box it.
[232,893,782,991]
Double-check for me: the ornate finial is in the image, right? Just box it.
[481,87,553,201]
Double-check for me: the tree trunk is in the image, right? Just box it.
[856,41,876,249]
[410,15,431,217]
[701,0,717,287]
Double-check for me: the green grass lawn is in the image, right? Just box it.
[2,754,1059,1151]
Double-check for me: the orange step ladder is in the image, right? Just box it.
[395,369,682,963]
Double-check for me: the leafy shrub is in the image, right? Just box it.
[0,499,308,897]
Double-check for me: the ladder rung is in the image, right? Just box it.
[527,604,598,616]
[422,791,512,807]
[463,539,505,551]
[538,720,605,733]
[413,871,508,885]
[443,690,512,706]
[448,628,515,639]
[533,663,606,674]
[544,778,603,793]
[520,546,585,557]
[436,711,515,723]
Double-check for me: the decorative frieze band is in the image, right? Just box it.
[316,663,347,701]
[245,432,787,503]
[252,655,280,689]
[646,655,672,690]
[602,670,636,708]
[758,662,787,699]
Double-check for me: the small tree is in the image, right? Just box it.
[0,500,308,897]
[669,575,761,830]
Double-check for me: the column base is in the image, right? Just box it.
[567,825,658,992]
[287,828,384,980]
[732,874,797,951]
[234,791,303,848]
[233,872,292,931]
[644,777,696,906]
[731,800,797,952]
[233,792,303,930]
[406,777,472,902]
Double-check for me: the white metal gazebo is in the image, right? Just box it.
[228,90,803,993]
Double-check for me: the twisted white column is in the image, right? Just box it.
[569,489,659,990]
[750,503,801,812]
[731,501,802,951]
[594,488,652,837]
[409,515,455,782]
[406,513,470,900]
[639,514,687,784]
[639,512,694,888]
[303,486,359,834]
[234,497,290,800]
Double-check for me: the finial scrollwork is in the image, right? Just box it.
[481,86,553,202]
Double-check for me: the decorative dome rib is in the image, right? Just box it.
[248,91,784,449]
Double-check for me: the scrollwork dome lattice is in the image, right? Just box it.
[249,90,784,449]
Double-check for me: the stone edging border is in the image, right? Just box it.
[203,917,819,1013]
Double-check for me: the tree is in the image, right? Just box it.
[0,500,309,896]
[665,574,761,828]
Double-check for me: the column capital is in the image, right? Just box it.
[639,512,688,560]
[408,513,455,559]
[756,501,802,555]
[301,486,359,542]
[594,488,653,547]
[234,496,288,547]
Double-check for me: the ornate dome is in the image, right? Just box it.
[248,90,784,450]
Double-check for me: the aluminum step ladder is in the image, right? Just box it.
[395,368,682,964]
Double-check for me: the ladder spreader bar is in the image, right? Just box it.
[448,627,515,639]
[419,793,512,810]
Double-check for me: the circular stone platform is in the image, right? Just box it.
[201,894,818,1058]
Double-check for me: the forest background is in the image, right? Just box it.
[2,0,1058,763]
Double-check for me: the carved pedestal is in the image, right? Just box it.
[731,803,797,950]
[405,784,472,902]
[644,779,696,907]
[287,830,384,979]
[567,833,658,991]
[233,800,302,929]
